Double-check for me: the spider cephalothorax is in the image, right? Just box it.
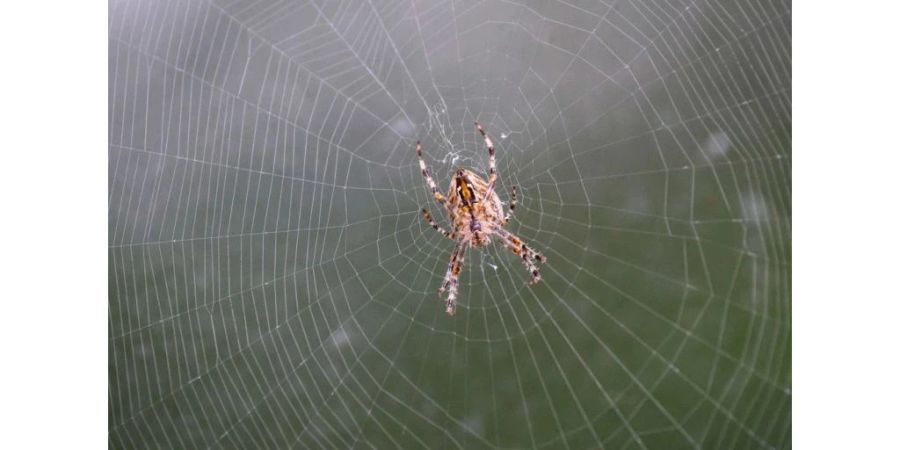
[417,122,546,316]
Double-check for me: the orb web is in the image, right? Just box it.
[109,0,791,448]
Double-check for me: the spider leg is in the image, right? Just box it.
[421,208,455,240]
[504,185,518,224]
[475,122,498,196]
[496,228,546,285]
[497,228,545,264]
[438,242,467,316]
[416,141,448,207]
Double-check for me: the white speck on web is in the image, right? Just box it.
[391,117,414,137]
[329,326,351,349]
[704,130,732,158]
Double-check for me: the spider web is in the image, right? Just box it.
[108,0,791,448]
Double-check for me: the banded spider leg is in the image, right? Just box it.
[438,242,468,316]
[475,122,499,197]
[496,228,546,285]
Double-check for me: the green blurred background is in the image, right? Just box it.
[109,0,791,448]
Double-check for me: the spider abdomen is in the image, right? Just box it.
[447,174,503,248]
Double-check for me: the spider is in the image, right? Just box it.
[416,122,546,316]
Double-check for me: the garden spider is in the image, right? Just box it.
[417,122,546,316]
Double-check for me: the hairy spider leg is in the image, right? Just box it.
[496,228,546,285]
[421,208,454,240]
[416,141,448,208]
[504,185,518,224]
[438,243,461,294]
[475,122,498,197]
[496,228,545,263]
[438,242,467,315]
